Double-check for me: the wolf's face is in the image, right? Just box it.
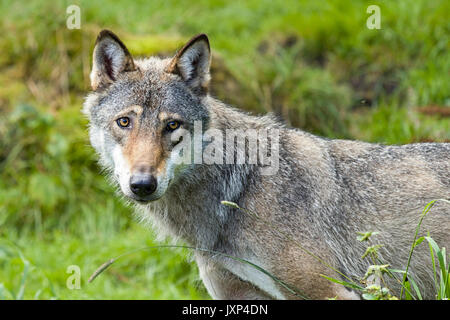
[84,30,211,202]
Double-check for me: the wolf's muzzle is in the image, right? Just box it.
[129,174,157,198]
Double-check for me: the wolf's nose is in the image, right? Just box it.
[129,174,157,197]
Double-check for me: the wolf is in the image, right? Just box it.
[83,29,450,300]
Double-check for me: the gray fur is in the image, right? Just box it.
[84,30,450,300]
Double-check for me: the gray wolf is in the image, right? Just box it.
[83,30,450,299]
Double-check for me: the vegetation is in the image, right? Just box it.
[0,0,448,299]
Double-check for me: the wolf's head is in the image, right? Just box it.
[84,30,211,203]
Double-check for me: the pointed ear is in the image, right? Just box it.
[167,34,211,94]
[90,30,136,90]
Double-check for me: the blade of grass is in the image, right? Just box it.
[427,234,439,295]
[404,279,413,300]
[16,255,30,300]
[320,274,365,291]
[0,283,5,300]
[400,199,443,299]
[387,269,418,300]
[408,276,423,300]
[426,236,449,299]
[444,263,450,299]
[426,237,447,280]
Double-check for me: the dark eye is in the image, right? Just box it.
[117,117,131,128]
[166,120,181,132]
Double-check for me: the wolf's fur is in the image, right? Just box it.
[84,30,450,300]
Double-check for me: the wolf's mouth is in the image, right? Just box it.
[129,193,162,204]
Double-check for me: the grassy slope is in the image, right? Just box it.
[0,0,448,299]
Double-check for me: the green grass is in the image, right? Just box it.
[0,0,448,299]
[0,223,208,300]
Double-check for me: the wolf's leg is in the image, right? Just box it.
[196,258,273,300]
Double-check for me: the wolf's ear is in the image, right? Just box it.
[167,34,211,94]
[90,30,136,90]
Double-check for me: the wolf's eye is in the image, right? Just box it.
[166,120,180,132]
[117,117,131,128]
